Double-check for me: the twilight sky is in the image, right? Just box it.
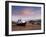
[12,6,41,21]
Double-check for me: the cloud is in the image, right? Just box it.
[12,6,41,22]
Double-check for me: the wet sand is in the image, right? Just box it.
[12,23,41,31]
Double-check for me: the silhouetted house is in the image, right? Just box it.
[29,20,41,25]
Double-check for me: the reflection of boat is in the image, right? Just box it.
[16,19,26,26]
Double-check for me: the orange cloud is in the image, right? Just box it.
[20,8,32,16]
